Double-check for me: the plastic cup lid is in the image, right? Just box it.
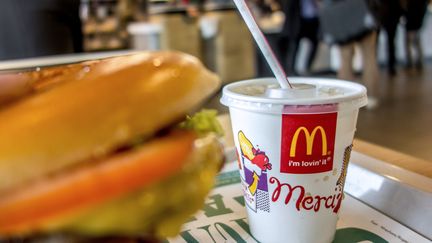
[220,77,368,114]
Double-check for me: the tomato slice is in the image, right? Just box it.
[0,131,195,235]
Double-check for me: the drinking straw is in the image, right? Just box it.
[232,0,292,89]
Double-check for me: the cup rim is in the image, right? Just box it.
[221,77,367,108]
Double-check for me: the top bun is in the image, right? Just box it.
[0,51,221,193]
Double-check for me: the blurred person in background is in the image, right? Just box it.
[321,0,381,109]
[252,0,301,77]
[377,0,403,76]
[280,0,302,75]
[338,31,379,104]
[290,0,320,75]
[401,0,429,69]
[252,0,284,77]
[0,0,82,60]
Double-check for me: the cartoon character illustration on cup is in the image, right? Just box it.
[237,131,272,212]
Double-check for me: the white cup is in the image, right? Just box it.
[221,78,367,243]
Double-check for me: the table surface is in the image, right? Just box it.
[218,114,432,179]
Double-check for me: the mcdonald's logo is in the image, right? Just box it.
[281,112,337,174]
[290,126,327,157]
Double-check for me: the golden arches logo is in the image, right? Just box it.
[290,126,327,157]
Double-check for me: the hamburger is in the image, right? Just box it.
[0,52,224,242]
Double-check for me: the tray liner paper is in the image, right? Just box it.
[167,162,430,243]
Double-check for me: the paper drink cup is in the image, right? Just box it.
[220,77,367,243]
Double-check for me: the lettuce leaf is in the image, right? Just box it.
[179,109,223,137]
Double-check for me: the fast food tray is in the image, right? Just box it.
[168,148,431,242]
[0,51,136,71]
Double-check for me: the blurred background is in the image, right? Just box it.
[0,0,431,160]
